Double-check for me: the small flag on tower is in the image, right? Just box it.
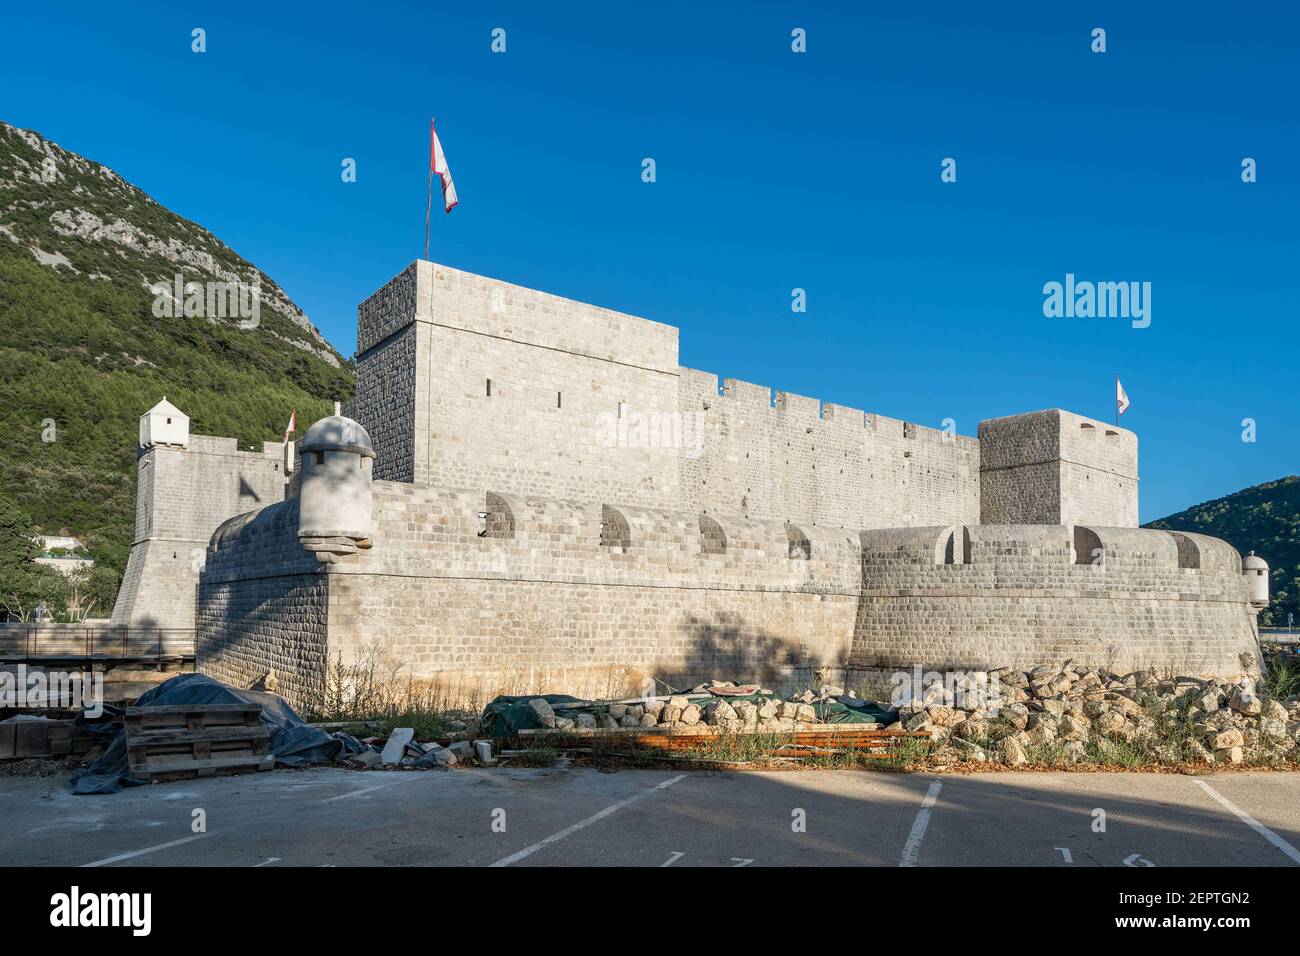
[425,116,458,259]
[1115,377,1130,420]
[283,409,296,443]
[430,118,458,214]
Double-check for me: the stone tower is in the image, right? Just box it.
[111,400,288,629]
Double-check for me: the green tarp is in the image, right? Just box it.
[481,691,896,737]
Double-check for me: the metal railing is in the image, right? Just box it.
[0,624,196,667]
[1260,627,1300,645]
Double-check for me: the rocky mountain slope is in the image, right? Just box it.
[1146,476,1300,627]
[0,120,354,603]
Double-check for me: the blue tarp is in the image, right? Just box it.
[67,673,364,795]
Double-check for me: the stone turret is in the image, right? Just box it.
[1243,551,1269,609]
[297,405,375,562]
[139,397,189,449]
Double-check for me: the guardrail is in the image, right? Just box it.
[0,624,196,668]
[1260,627,1300,645]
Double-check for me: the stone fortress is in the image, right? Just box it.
[113,261,1269,709]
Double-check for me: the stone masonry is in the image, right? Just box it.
[179,261,1262,708]
[113,435,286,630]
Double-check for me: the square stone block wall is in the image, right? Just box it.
[979,409,1138,527]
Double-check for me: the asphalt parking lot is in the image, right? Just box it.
[0,767,1296,867]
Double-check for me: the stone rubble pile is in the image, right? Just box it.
[897,663,1300,767]
[524,680,851,736]
[341,732,492,770]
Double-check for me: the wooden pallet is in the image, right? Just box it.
[0,718,97,760]
[125,704,273,782]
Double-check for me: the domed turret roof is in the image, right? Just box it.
[1243,551,1269,571]
[299,414,376,458]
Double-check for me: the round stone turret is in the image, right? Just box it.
[1243,551,1269,608]
[297,408,375,559]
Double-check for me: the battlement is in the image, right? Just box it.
[851,523,1258,677]
[357,260,678,370]
[979,409,1138,528]
[184,435,284,459]
[678,367,979,530]
[113,430,288,630]
[686,368,973,446]
[858,523,1244,582]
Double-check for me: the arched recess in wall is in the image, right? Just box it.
[700,515,726,555]
[941,526,970,565]
[1073,525,1103,566]
[601,504,631,550]
[786,524,811,560]
[1166,532,1201,569]
[483,492,516,539]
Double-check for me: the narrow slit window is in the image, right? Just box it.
[486,378,493,397]
[557,392,563,409]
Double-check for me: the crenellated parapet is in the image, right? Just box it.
[678,367,980,531]
[851,524,1261,678]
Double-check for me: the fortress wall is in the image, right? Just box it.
[1057,411,1139,527]
[196,499,330,707]
[863,413,979,527]
[352,261,682,508]
[849,525,1259,678]
[193,484,1261,708]
[111,436,286,628]
[196,481,865,706]
[979,410,1065,524]
[347,323,418,483]
[980,409,1138,527]
[678,369,979,530]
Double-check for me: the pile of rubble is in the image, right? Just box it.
[340,728,494,771]
[897,664,1300,767]
[523,681,859,736]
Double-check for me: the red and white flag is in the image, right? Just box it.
[283,409,296,442]
[1115,378,1130,417]
[430,118,458,213]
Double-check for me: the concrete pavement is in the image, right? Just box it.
[0,767,1296,867]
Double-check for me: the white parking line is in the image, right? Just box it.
[490,775,686,867]
[899,780,943,867]
[81,833,211,868]
[1196,779,1300,865]
[321,780,410,803]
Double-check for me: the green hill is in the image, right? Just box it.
[1146,476,1300,627]
[0,120,354,615]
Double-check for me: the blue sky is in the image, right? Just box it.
[2,1,1296,521]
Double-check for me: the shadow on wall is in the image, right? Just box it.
[653,613,843,695]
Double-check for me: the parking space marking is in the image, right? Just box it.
[81,833,211,868]
[321,779,411,803]
[1195,779,1300,865]
[489,774,686,867]
[899,779,942,867]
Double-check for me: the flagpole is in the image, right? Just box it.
[1115,374,1119,427]
[424,117,434,261]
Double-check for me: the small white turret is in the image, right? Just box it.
[296,409,375,561]
[1243,551,1269,608]
[139,398,189,449]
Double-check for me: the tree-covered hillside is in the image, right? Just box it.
[1146,476,1300,628]
[0,120,354,615]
